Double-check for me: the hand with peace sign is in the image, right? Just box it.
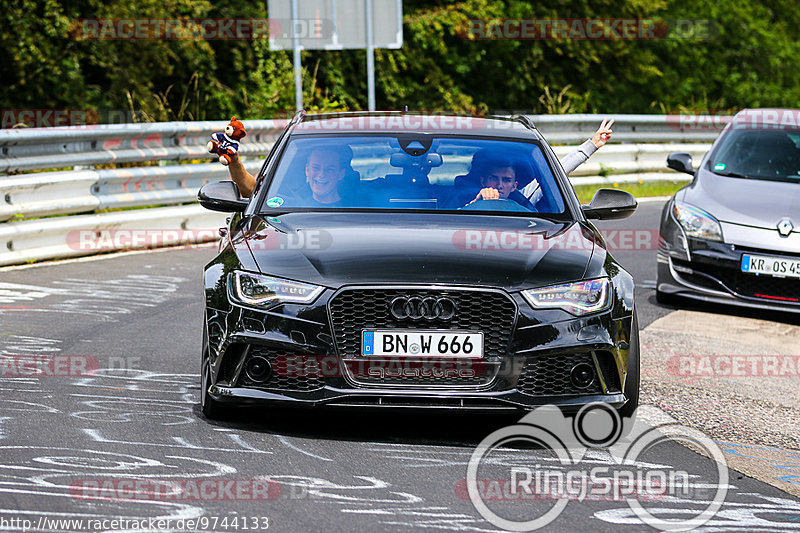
[591,118,614,148]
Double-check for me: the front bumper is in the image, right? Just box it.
[210,384,626,412]
[657,239,800,313]
[205,282,636,412]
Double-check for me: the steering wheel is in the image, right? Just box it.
[460,198,532,213]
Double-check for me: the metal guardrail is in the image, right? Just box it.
[0,114,718,266]
[0,120,286,173]
[531,113,729,144]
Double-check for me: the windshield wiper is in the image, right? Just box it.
[713,170,752,179]
[714,169,799,181]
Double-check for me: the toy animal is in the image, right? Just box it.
[207,116,247,165]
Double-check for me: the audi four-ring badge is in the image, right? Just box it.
[197,111,640,419]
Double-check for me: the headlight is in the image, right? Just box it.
[230,271,324,308]
[522,278,611,316]
[672,201,723,242]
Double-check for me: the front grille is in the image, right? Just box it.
[674,255,800,303]
[672,259,737,291]
[328,288,517,387]
[516,353,602,396]
[240,346,325,392]
[736,273,800,302]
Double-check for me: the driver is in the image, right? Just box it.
[465,157,534,209]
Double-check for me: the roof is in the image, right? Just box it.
[289,111,540,138]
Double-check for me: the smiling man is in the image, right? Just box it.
[303,148,347,205]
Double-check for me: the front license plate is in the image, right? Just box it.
[741,253,800,279]
[361,330,484,357]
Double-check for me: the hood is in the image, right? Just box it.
[236,212,596,290]
[681,168,800,230]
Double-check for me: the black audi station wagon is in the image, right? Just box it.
[198,111,640,420]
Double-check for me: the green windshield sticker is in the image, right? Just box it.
[266,216,282,223]
[714,163,726,171]
[266,197,284,208]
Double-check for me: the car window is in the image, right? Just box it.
[709,127,800,181]
[261,135,566,214]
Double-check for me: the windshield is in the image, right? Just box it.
[709,127,800,181]
[261,135,567,215]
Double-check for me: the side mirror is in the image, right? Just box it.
[198,181,248,212]
[666,152,695,175]
[582,189,638,220]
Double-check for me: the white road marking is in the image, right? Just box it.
[276,434,333,462]
[81,428,274,454]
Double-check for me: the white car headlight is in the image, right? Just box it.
[672,201,723,242]
[522,278,611,316]
[231,271,324,308]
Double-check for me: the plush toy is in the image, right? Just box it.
[207,116,247,165]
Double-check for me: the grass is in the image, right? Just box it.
[572,178,690,204]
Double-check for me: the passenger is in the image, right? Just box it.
[518,118,614,202]
[299,148,349,206]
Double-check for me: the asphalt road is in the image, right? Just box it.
[0,200,798,533]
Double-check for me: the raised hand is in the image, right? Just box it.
[591,118,614,148]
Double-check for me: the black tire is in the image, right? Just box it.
[201,322,228,420]
[618,312,640,420]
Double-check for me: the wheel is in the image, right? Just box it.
[618,312,640,420]
[201,322,228,420]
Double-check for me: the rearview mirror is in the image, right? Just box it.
[198,181,248,212]
[666,152,695,175]
[582,189,638,220]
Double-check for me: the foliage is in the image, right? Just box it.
[2,0,799,121]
